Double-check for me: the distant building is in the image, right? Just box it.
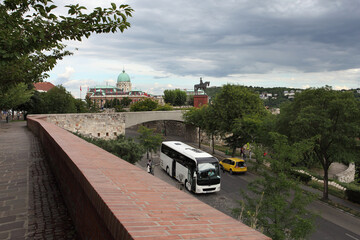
[86,70,156,108]
[259,92,273,100]
[33,82,55,92]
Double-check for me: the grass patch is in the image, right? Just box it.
[308,180,346,199]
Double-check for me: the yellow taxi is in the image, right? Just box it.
[219,157,247,174]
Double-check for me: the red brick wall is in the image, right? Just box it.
[194,95,209,108]
[27,116,270,240]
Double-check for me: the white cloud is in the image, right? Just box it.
[58,67,75,79]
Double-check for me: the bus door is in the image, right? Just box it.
[187,169,195,191]
[172,159,176,178]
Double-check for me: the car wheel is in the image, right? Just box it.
[230,169,233,175]
[185,180,191,192]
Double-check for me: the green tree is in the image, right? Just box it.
[0,0,133,91]
[44,85,77,113]
[174,89,187,106]
[77,134,145,164]
[225,115,263,156]
[137,126,163,159]
[212,84,266,156]
[203,105,220,154]
[85,95,99,112]
[277,86,360,200]
[130,99,158,111]
[183,106,207,148]
[0,83,33,111]
[163,89,187,106]
[22,91,47,115]
[234,133,316,240]
[163,89,176,105]
[74,98,87,113]
[120,97,132,107]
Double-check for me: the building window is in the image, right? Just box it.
[98,133,100,137]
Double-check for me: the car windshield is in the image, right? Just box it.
[197,162,220,179]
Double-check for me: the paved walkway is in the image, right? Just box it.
[0,121,77,239]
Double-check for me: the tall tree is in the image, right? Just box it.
[183,106,207,148]
[163,89,187,106]
[277,86,360,200]
[0,83,33,111]
[163,89,176,105]
[212,84,266,155]
[44,85,77,113]
[137,126,163,159]
[0,0,133,91]
[233,133,316,240]
[203,105,220,154]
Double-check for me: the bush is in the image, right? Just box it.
[154,103,173,111]
[289,170,312,184]
[130,99,158,111]
[345,185,360,204]
[75,134,145,164]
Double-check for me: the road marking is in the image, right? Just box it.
[346,233,359,240]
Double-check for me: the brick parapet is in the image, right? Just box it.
[27,116,270,240]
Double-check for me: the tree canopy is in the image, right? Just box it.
[277,86,360,200]
[0,0,133,91]
[211,84,266,155]
[234,134,316,240]
[137,126,163,159]
[0,83,33,110]
[130,99,158,112]
[163,89,187,106]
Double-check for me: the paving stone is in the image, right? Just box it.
[0,121,78,240]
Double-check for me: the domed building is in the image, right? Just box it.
[116,70,132,92]
[86,70,158,109]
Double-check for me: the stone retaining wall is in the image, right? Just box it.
[335,163,355,183]
[27,116,270,240]
[41,113,126,139]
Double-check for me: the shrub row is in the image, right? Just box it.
[289,170,312,184]
[345,185,360,204]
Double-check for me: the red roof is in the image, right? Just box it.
[34,82,55,92]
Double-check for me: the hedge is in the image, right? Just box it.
[289,170,312,184]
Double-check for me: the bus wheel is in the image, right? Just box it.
[185,180,191,192]
[230,169,233,175]
[166,166,170,175]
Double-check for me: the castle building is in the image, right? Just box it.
[86,70,157,108]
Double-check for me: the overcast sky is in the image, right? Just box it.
[48,0,360,98]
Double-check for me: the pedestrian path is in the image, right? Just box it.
[0,121,77,239]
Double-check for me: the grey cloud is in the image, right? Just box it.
[67,0,360,79]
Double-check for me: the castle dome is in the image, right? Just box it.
[117,70,130,83]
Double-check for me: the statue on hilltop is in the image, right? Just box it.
[194,77,210,95]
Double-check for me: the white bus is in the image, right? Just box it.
[160,141,221,193]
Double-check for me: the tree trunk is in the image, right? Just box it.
[198,128,201,149]
[322,158,329,201]
[232,147,236,157]
[212,134,215,154]
[146,150,149,159]
[163,120,166,136]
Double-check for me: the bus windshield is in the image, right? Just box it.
[196,158,220,180]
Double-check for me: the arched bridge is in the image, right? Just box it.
[124,110,184,128]
[40,110,186,139]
